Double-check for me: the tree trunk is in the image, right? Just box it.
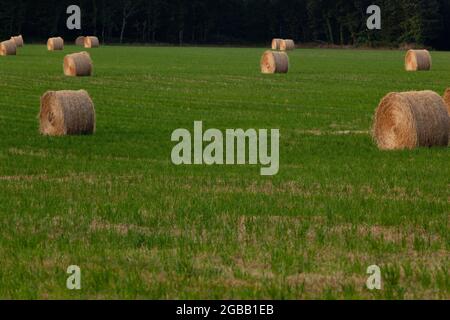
[179,29,183,46]
[120,17,126,43]
[93,0,98,35]
[326,17,334,44]
[142,21,147,42]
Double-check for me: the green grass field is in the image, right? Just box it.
[0,45,448,299]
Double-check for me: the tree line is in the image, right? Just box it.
[1,0,449,49]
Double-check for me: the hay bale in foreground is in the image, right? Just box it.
[11,35,23,47]
[443,88,450,116]
[84,36,99,48]
[280,39,295,51]
[63,51,93,77]
[373,91,449,150]
[39,90,95,136]
[260,50,289,74]
[75,36,85,46]
[47,37,64,51]
[271,38,282,50]
[0,39,17,56]
[405,50,431,71]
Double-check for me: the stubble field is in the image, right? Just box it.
[0,45,448,299]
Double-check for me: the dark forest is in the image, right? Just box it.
[1,0,449,49]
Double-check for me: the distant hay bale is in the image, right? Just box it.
[39,90,96,136]
[47,37,64,51]
[280,39,295,51]
[11,35,23,47]
[260,50,289,74]
[75,36,85,46]
[271,38,282,50]
[84,36,99,48]
[444,88,450,116]
[0,39,17,56]
[63,51,93,77]
[373,91,449,150]
[405,49,431,71]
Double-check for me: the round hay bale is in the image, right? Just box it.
[0,39,17,56]
[260,50,289,74]
[11,35,23,47]
[75,36,85,46]
[280,39,295,51]
[443,88,450,116]
[63,51,93,77]
[271,38,282,50]
[47,37,64,51]
[405,49,431,71]
[39,90,96,136]
[373,91,449,150]
[84,36,99,48]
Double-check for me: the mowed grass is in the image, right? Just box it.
[0,45,448,299]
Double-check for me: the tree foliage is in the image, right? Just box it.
[0,0,448,49]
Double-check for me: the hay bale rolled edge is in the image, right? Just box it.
[39,90,96,136]
[11,35,24,47]
[75,36,85,46]
[271,38,282,50]
[0,39,17,56]
[84,36,99,48]
[443,88,450,140]
[260,50,289,74]
[47,37,64,51]
[63,51,93,77]
[280,39,295,51]
[405,49,431,71]
[443,88,450,116]
[372,90,449,150]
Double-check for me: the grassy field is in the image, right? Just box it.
[0,45,448,299]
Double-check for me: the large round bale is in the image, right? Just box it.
[11,35,24,47]
[443,88,450,116]
[47,37,64,51]
[84,36,99,48]
[260,50,289,74]
[0,40,17,56]
[271,38,282,50]
[39,90,96,136]
[280,39,295,51]
[405,49,431,71]
[75,36,85,46]
[373,91,449,150]
[63,51,93,77]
